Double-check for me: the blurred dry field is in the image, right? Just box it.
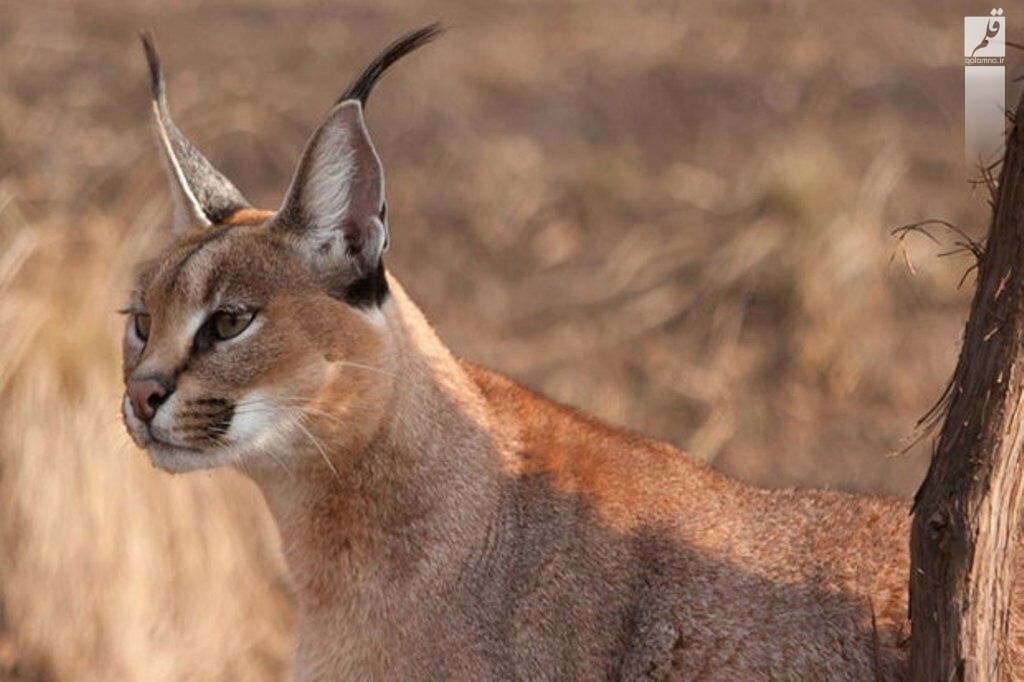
[0,0,1019,679]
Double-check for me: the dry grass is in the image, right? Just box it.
[0,0,1018,678]
[0,161,294,680]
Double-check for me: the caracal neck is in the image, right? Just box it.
[246,273,506,608]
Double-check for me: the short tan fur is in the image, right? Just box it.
[122,27,1024,680]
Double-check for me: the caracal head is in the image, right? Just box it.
[121,28,439,473]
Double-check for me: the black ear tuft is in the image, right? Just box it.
[338,23,444,108]
[140,33,252,232]
[139,32,165,104]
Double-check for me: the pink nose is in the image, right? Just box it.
[127,377,173,422]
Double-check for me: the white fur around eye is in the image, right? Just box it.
[184,309,208,338]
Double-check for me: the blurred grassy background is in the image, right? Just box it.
[0,0,1019,678]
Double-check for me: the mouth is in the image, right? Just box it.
[122,394,248,473]
[140,423,241,473]
[146,430,202,454]
[129,423,203,455]
[122,397,201,453]
[123,409,201,450]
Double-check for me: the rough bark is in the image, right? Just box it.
[910,95,1024,680]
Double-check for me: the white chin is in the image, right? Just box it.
[147,442,237,473]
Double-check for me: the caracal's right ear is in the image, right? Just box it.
[270,25,442,305]
[141,34,251,234]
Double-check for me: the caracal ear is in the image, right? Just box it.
[271,100,387,284]
[269,25,442,305]
[140,34,251,233]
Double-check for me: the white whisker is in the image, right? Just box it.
[293,416,343,489]
[333,360,396,379]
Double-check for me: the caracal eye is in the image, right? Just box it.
[134,313,151,341]
[211,309,256,341]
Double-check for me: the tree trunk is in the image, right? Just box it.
[909,96,1024,680]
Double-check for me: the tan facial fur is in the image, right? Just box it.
[121,222,393,475]
[125,28,1024,681]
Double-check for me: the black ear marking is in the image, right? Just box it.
[334,259,390,308]
[140,32,252,231]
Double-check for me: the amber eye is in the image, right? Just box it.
[211,309,256,341]
[133,313,151,341]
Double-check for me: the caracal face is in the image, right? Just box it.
[120,225,391,474]
[119,29,436,473]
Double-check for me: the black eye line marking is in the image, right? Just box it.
[192,321,217,356]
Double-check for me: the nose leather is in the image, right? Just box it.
[127,377,173,422]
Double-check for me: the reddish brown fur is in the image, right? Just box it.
[124,36,1024,671]
[120,211,1024,678]
[464,362,914,677]
[224,208,277,226]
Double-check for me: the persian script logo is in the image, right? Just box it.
[965,10,1006,65]
[964,10,1007,165]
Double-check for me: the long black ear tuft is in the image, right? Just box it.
[140,32,251,233]
[337,23,444,107]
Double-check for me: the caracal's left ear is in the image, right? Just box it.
[270,25,441,305]
[273,100,386,283]
[141,34,251,233]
